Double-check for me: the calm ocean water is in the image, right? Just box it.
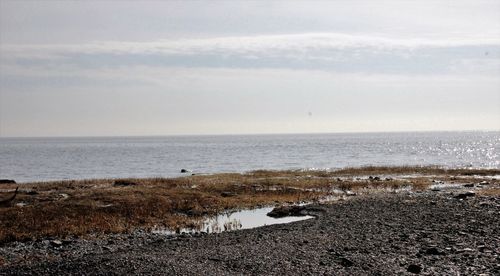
[0,131,498,183]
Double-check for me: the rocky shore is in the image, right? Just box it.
[1,189,499,275]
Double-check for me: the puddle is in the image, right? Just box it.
[152,206,314,235]
[429,183,465,190]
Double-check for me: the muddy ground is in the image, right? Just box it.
[1,188,499,275]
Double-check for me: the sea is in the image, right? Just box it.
[0,131,498,183]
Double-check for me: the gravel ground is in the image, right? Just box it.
[1,190,499,275]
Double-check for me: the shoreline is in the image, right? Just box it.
[1,166,499,242]
[1,166,499,274]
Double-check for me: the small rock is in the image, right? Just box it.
[113,180,137,187]
[477,245,487,251]
[62,240,73,245]
[425,247,445,255]
[463,183,474,188]
[220,192,235,197]
[0,179,16,184]
[267,205,305,218]
[180,169,188,173]
[50,240,63,247]
[407,264,422,274]
[454,191,475,199]
[339,257,353,267]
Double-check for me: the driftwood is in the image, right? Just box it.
[0,187,18,207]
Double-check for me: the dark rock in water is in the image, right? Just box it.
[113,180,137,187]
[407,264,422,274]
[267,205,306,218]
[26,190,38,195]
[463,183,474,188]
[0,179,16,184]
[373,176,381,181]
[454,191,475,199]
[368,176,374,180]
[180,169,188,173]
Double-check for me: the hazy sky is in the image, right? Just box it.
[1,0,499,137]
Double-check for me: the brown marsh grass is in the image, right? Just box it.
[0,166,498,243]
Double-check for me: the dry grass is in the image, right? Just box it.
[0,177,322,243]
[477,187,500,196]
[0,166,497,243]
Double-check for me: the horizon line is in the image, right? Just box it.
[1,129,499,139]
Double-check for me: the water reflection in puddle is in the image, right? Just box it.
[429,183,464,190]
[153,207,314,235]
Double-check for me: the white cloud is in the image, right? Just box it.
[3,33,500,58]
[1,1,499,136]
[1,33,499,76]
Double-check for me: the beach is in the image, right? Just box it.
[1,167,499,275]
[2,1,499,274]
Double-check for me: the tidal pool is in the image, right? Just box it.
[153,206,314,235]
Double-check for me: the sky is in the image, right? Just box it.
[0,0,499,137]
